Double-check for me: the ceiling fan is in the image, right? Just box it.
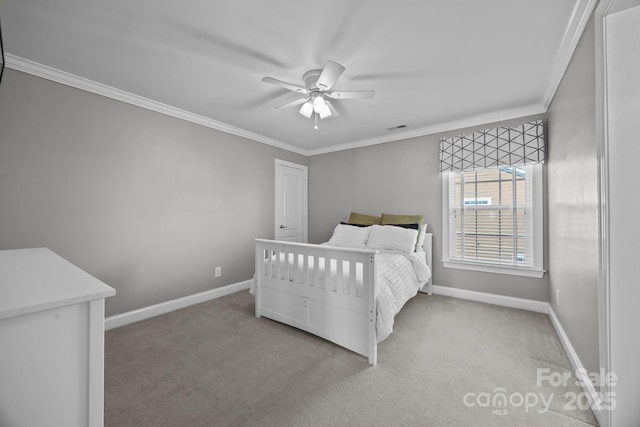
[261,61,375,129]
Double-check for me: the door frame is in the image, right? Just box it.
[274,159,308,242]
[595,1,640,425]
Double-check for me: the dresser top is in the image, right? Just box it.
[0,248,116,320]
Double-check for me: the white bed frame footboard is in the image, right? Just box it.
[254,239,379,365]
[254,233,433,366]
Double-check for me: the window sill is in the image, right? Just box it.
[442,260,546,278]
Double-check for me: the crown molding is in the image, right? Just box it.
[305,103,547,156]
[539,0,598,108]
[5,54,307,156]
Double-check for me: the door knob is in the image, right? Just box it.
[279,225,288,229]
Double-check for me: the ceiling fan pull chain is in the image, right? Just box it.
[314,113,319,130]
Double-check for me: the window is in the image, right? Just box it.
[442,164,544,278]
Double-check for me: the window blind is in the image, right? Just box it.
[448,166,534,267]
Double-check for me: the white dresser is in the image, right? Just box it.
[0,248,115,427]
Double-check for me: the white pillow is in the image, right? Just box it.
[327,224,371,248]
[366,225,419,254]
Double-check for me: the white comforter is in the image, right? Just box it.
[366,250,431,342]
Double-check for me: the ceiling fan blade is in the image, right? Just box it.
[316,61,346,91]
[326,90,375,99]
[274,98,308,110]
[261,77,308,94]
[325,100,340,119]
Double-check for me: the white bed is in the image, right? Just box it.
[253,223,432,365]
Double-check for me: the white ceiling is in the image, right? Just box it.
[1,0,594,155]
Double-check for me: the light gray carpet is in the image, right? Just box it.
[105,291,598,426]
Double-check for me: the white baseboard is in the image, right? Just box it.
[104,280,252,330]
[431,284,549,313]
[548,306,603,423]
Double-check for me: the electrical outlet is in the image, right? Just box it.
[215,266,222,278]
[556,289,560,306]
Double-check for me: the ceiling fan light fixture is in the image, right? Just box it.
[311,94,332,119]
[318,104,332,119]
[312,94,325,112]
[262,60,373,128]
[299,101,313,118]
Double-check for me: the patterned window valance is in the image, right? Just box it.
[439,120,545,172]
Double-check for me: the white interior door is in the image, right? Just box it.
[275,160,308,242]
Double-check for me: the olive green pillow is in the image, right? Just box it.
[348,212,382,226]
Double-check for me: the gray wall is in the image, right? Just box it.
[546,17,599,374]
[309,114,550,302]
[0,69,307,317]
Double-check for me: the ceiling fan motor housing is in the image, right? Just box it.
[303,70,323,91]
